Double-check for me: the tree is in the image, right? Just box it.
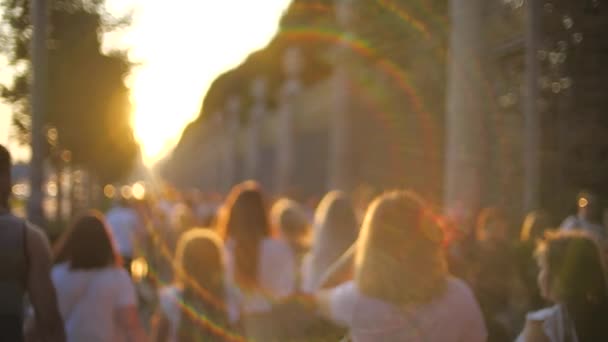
[1,0,138,186]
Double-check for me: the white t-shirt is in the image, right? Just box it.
[106,206,141,257]
[328,278,487,342]
[560,215,606,240]
[516,305,579,342]
[51,263,137,342]
[158,285,239,342]
[225,238,296,315]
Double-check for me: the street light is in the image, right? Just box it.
[27,0,49,227]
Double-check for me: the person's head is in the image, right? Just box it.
[218,180,272,240]
[535,231,608,340]
[271,198,311,251]
[475,207,509,243]
[54,211,121,269]
[576,190,599,221]
[310,191,359,264]
[174,229,228,339]
[0,144,11,209]
[520,210,553,242]
[355,190,447,307]
[217,180,272,286]
[175,229,225,307]
[170,202,196,234]
[536,231,608,305]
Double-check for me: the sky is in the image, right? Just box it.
[0,0,291,164]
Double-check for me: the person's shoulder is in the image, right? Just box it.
[100,266,132,285]
[559,215,578,229]
[51,262,69,280]
[526,305,561,322]
[445,277,479,305]
[446,277,474,295]
[24,221,52,258]
[331,280,359,299]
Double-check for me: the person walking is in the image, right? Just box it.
[316,190,487,342]
[0,144,65,342]
[106,197,143,273]
[52,212,146,342]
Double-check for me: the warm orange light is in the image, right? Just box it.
[130,257,149,282]
[132,182,146,200]
[104,184,116,199]
[104,0,291,166]
[120,185,132,199]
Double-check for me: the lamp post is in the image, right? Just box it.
[246,77,267,180]
[27,0,49,227]
[328,0,355,192]
[443,0,484,227]
[523,0,542,213]
[276,46,303,194]
[223,95,241,191]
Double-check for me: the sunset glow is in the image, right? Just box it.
[105,0,291,165]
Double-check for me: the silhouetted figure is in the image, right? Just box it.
[471,207,521,342]
[106,197,143,273]
[517,231,608,341]
[0,144,65,342]
[317,191,487,341]
[52,212,146,341]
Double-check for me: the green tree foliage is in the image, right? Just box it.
[0,0,138,183]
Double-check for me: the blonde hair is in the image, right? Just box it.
[174,229,228,339]
[306,191,359,290]
[355,190,447,306]
[520,210,552,242]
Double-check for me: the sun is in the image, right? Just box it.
[105,0,292,166]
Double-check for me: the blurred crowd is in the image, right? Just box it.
[2,145,608,342]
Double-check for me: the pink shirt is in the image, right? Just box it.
[329,277,487,342]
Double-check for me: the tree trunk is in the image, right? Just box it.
[444,0,485,228]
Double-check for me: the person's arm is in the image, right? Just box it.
[25,225,66,342]
[114,270,147,342]
[315,290,333,320]
[317,242,356,290]
[150,309,170,342]
[315,282,355,326]
[116,306,147,342]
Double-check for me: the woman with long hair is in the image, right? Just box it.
[517,231,608,341]
[217,181,296,315]
[317,190,486,341]
[153,229,233,342]
[301,191,359,292]
[52,211,146,341]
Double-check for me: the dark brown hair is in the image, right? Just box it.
[217,181,273,288]
[536,231,608,341]
[475,207,507,241]
[54,211,122,269]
